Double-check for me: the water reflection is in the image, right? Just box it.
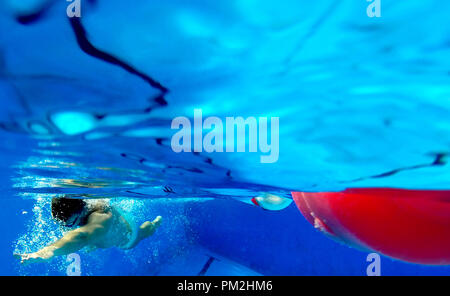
[11,141,292,204]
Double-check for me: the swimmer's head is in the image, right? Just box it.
[51,197,87,227]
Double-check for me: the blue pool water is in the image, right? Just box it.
[0,0,449,275]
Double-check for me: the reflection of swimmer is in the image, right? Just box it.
[14,198,162,265]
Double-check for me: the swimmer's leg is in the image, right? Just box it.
[123,216,162,250]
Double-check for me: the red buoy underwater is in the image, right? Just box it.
[291,188,450,265]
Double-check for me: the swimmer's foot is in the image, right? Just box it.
[138,216,162,239]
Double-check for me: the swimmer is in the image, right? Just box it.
[14,197,162,265]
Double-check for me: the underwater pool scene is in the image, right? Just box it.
[0,0,449,276]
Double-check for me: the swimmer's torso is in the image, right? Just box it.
[85,205,133,249]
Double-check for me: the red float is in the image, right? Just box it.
[291,188,450,265]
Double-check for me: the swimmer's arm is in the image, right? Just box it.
[41,223,106,257]
[15,213,110,265]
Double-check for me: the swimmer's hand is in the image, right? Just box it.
[14,250,54,265]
